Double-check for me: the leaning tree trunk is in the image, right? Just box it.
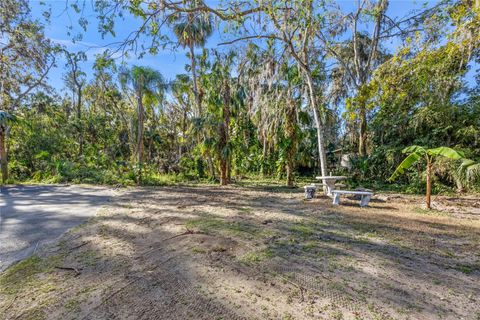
[426,160,432,209]
[305,73,328,182]
[136,90,144,185]
[0,126,7,184]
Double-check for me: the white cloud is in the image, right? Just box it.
[49,37,100,49]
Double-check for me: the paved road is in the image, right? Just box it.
[0,185,115,271]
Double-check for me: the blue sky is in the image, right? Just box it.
[31,0,220,91]
[30,0,475,93]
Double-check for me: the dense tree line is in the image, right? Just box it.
[1,0,479,192]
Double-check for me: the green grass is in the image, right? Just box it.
[239,249,274,265]
[74,250,100,267]
[455,264,478,274]
[288,223,316,237]
[64,298,81,312]
[186,213,269,240]
[0,255,63,295]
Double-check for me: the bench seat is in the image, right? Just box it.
[331,190,373,207]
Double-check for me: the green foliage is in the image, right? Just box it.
[389,146,464,181]
[3,0,480,193]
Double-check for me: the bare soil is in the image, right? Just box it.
[1,185,479,320]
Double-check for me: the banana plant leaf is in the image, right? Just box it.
[389,151,423,181]
[427,147,464,159]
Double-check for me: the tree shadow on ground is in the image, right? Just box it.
[1,185,479,319]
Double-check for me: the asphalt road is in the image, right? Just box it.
[0,185,115,271]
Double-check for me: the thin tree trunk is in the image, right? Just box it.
[77,88,83,157]
[219,80,230,186]
[426,161,432,209]
[261,137,268,177]
[179,108,187,160]
[227,158,231,183]
[137,90,144,185]
[189,44,201,116]
[358,102,367,156]
[305,73,328,181]
[206,154,215,179]
[0,126,7,184]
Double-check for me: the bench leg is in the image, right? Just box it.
[360,195,371,207]
[332,193,340,205]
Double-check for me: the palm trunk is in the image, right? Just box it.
[285,92,297,187]
[136,90,144,185]
[0,126,7,184]
[220,160,228,185]
[219,80,230,186]
[189,44,201,116]
[426,160,432,209]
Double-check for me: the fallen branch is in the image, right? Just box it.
[135,228,208,259]
[5,296,18,311]
[163,228,195,241]
[277,274,307,302]
[68,240,90,251]
[55,266,82,276]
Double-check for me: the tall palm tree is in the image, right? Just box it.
[119,66,165,184]
[171,9,212,115]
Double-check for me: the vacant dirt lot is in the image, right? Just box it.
[1,185,479,320]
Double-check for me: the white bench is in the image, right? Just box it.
[331,190,373,207]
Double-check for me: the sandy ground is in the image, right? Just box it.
[1,185,479,320]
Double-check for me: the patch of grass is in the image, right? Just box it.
[64,298,81,312]
[191,246,206,254]
[239,249,274,265]
[75,250,100,267]
[301,240,318,252]
[455,264,478,274]
[0,256,43,291]
[288,223,316,237]
[186,214,266,240]
[20,307,46,320]
[413,207,451,217]
[0,255,62,295]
